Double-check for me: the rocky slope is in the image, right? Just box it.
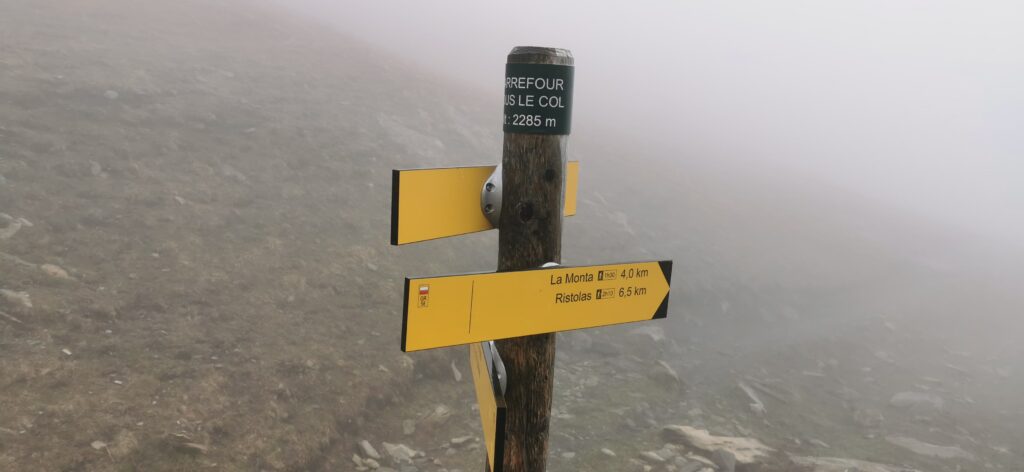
[1,1,1021,471]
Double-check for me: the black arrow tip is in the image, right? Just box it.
[653,260,673,319]
[658,260,673,285]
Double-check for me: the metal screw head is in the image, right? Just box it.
[484,204,495,214]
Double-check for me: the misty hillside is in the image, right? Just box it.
[2,1,1021,471]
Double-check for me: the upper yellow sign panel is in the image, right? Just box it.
[402,261,672,352]
[391,161,579,245]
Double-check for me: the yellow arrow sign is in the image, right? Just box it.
[390,161,579,245]
[402,261,672,352]
[469,342,506,472]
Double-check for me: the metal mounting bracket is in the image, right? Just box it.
[480,165,502,227]
[483,340,507,394]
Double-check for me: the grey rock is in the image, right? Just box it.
[358,440,381,460]
[402,419,415,435]
[661,425,773,466]
[381,442,418,464]
[627,458,649,471]
[650,360,683,390]
[792,455,922,472]
[681,453,718,470]
[103,90,119,100]
[41,264,70,279]
[423,404,452,425]
[450,361,462,382]
[0,213,23,240]
[747,378,801,403]
[450,435,473,446]
[738,381,766,416]
[654,445,679,460]
[807,438,831,449]
[711,449,736,472]
[0,289,32,309]
[675,459,707,472]
[885,435,974,460]
[601,448,616,457]
[639,451,666,463]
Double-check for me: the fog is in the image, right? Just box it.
[285,0,1024,245]
[1,1,1021,471]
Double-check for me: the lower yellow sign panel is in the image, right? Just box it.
[391,161,579,245]
[470,342,506,472]
[402,261,672,352]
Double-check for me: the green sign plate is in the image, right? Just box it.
[503,63,574,135]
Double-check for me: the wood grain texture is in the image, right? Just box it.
[494,46,573,472]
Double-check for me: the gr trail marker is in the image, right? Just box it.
[470,341,507,472]
[401,261,672,352]
[390,47,675,472]
[390,161,579,245]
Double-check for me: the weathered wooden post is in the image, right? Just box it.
[494,46,574,472]
[393,44,670,472]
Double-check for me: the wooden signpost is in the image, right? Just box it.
[391,46,673,472]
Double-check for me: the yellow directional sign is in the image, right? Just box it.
[391,161,579,245]
[401,261,672,352]
[469,342,506,472]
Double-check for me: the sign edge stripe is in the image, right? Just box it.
[400,277,410,351]
[390,169,401,245]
